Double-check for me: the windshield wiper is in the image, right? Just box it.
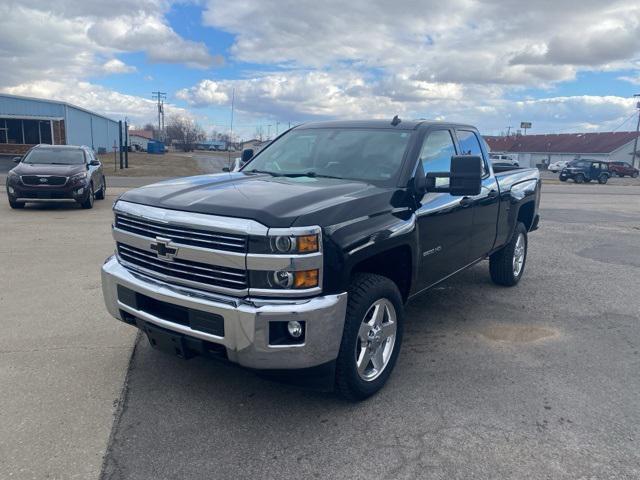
[247,169,283,177]
[281,171,344,180]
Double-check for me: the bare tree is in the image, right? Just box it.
[166,115,206,151]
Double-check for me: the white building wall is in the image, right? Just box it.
[609,140,637,164]
[129,135,150,150]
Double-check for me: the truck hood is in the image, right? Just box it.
[118,172,402,228]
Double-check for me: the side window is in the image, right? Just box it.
[419,130,457,188]
[420,130,456,187]
[457,130,487,175]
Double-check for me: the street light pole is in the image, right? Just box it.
[632,94,640,169]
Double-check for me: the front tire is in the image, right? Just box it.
[490,222,528,287]
[574,173,585,184]
[335,273,404,401]
[80,182,94,209]
[632,171,639,178]
[95,177,106,200]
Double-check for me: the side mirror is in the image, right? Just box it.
[449,155,482,196]
[422,155,483,196]
[222,167,230,172]
[13,156,21,163]
[241,148,254,164]
[89,160,100,166]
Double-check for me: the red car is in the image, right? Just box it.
[608,161,639,178]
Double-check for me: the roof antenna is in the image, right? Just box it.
[391,115,401,126]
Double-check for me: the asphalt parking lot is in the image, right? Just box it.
[1,182,639,479]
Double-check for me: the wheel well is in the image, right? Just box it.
[517,201,535,231]
[351,246,412,301]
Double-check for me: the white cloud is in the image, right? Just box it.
[0,0,216,88]
[102,59,137,74]
[178,71,639,135]
[0,0,215,126]
[88,14,217,68]
[619,74,640,85]
[204,0,640,86]
[187,0,640,136]
[3,80,189,125]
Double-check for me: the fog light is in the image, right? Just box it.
[8,186,14,195]
[76,187,84,195]
[287,320,303,338]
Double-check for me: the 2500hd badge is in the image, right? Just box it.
[102,119,540,400]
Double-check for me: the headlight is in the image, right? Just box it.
[7,171,19,180]
[251,269,320,290]
[271,234,319,254]
[250,231,321,254]
[70,172,87,182]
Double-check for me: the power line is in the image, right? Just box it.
[609,110,638,133]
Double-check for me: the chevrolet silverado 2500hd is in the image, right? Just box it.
[102,119,541,400]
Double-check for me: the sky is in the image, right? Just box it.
[2,0,640,140]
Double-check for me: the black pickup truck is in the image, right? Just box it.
[102,119,540,400]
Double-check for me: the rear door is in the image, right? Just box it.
[414,128,474,290]
[455,129,500,261]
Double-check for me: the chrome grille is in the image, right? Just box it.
[115,213,247,253]
[21,175,67,186]
[117,243,247,291]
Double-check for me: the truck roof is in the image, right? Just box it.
[297,119,477,131]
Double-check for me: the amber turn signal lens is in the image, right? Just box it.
[294,269,319,288]
[297,234,319,253]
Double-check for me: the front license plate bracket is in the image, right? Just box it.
[141,321,193,359]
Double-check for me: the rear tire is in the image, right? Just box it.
[335,273,404,401]
[80,183,94,209]
[574,174,585,184]
[490,222,528,287]
[598,174,608,184]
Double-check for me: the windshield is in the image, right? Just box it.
[243,128,412,184]
[23,148,85,165]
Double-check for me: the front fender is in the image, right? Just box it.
[322,209,419,295]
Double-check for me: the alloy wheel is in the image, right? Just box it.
[355,299,397,382]
[512,233,525,277]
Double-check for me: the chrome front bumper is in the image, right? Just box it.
[101,256,347,369]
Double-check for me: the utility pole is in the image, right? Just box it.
[160,100,165,139]
[124,119,129,168]
[267,124,272,140]
[632,94,640,169]
[276,121,280,136]
[118,120,123,169]
[152,91,166,139]
[228,88,235,167]
[506,126,513,136]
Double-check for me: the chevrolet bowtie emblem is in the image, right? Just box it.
[150,237,178,261]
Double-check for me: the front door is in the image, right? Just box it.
[414,128,474,290]
[456,129,500,261]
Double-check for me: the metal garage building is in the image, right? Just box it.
[0,93,120,155]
